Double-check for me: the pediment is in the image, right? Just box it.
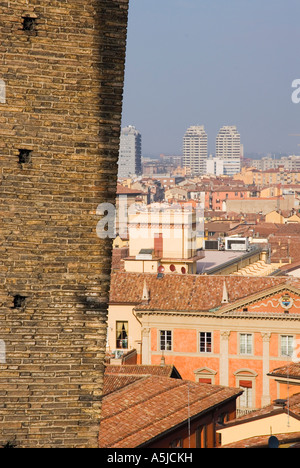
[219,283,300,316]
[194,367,217,376]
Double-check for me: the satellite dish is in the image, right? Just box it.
[268,436,279,449]
[158,265,165,273]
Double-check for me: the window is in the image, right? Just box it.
[199,332,212,353]
[281,335,294,357]
[160,330,172,351]
[196,425,207,448]
[217,413,229,426]
[169,438,183,448]
[239,382,253,409]
[240,334,253,355]
[198,378,212,384]
[116,321,128,349]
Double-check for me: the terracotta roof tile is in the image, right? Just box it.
[268,363,300,380]
[116,184,143,195]
[222,392,300,426]
[103,375,143,396]
[99,376,242,448]
[105,364,180,378]
[109,272,299,312]
[221,432,300,448]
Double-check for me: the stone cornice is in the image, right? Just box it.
[135,308,300,320]
[219,283,300,316]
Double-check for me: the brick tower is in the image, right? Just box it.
[0,1,129,448]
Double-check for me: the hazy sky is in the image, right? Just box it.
[121,0,300,158]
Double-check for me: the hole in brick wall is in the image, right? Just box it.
[22,16,37,32]
[13,295,26,309]
[2,441,17,449]
[18,149,32,164]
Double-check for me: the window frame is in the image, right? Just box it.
[199,331,213,354]
[159,330,172,352]
[280,335,294,358]
[239,333,253,356]
[169,438,183,448]
[196,425,207,448]
[116,320,129,350]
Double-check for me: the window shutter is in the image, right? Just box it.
[240,380,252,388]
[198,378,212,384]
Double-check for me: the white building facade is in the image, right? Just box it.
[118,125,142,178]
[183,126,208,176]
[216,126,242,176]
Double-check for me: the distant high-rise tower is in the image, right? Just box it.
[216,126,242,176]
[183,126,208,175]
[118,125,142,178]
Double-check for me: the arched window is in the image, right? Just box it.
[234,369,258,415]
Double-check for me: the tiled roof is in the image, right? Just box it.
[221,432,300,448]
[277,224,300,235]
[105,364,180,378]
[109,272,300,312]
[222,392,300,426]
[99,376,242,448]
[268,363,300,380]
[103,375,143,396]
[103,364,182,396]
[279,259,300,272]
[116,184,144,195]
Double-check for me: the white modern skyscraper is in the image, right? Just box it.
[183,126,208,175]
[118,125,142,178]
[216,126,242,176]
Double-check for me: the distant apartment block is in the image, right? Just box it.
[216,126,242,175]
[236,167,300,186]
[183,125,208,175]
[118,125,142,178]
[206,156,224,176]
[251,155,300,172]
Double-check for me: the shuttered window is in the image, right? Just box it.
[281,335,294,357]
[240,334,253,355]
[160,330,172,351]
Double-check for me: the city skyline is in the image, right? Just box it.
[121,0,300,158]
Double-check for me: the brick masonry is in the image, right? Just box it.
[0,0,129,448]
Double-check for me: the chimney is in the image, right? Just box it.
[273,399,287,410]
[141,280,150,304]
[222,281,229,304]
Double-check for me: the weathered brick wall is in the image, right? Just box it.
[0,0,129,448]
